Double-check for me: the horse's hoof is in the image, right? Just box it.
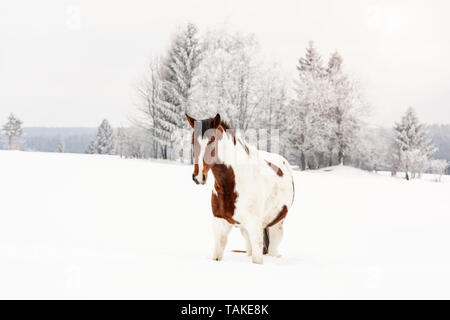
[252,257,263,264]
[268,253,282,258]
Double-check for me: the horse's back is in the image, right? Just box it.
[260,150,294,182]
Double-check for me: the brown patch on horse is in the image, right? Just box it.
[266,161,283,177]
[231,250,247,253]
[267,205,288,227]
[211,164,239,224]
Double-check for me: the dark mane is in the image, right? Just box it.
[219,120,230,130]
[219,119,249,155]
[196,117,231,137]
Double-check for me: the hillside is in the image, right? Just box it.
[0,151,449,299]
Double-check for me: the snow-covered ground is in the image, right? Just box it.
[0,150,449,299]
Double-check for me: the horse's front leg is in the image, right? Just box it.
[212,217,232,261]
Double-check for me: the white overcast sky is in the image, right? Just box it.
[0,0,449,127]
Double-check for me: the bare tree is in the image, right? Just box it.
[135,57,166,158]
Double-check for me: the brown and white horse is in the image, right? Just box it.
[186,113,295,264]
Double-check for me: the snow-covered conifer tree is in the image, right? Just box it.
[392,107,437,179]
[85,119,115,155]
[95,119,115,154]
[326,51,366,165]
[288,41,332,170]
[136,23,201,160]
[159,22,201,159]
[85,140,96,154]
[2,113,23,150]
[287,43,368,170]
[298,41,326,78]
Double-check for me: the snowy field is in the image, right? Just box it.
[0,150,449,299]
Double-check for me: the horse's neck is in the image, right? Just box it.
[211,135,239,192]
[216,132,255,167]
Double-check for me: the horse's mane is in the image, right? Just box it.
[219,120,230,130]
[219,120,249,155]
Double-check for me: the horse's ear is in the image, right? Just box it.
[186,113,196,128]
[212,113,221,128]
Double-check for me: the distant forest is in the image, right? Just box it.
[0,127,96,153]
[1,125,449,163]
[428,124,450,161]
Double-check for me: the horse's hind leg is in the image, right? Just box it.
[240,228,252,256]
[267,221,284,257]
[247,224,264,264]
[212,217,232,261]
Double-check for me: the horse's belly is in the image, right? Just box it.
[263,178,293,225]
[234,169,293,226]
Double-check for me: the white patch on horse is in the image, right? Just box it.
[194,135,208,184]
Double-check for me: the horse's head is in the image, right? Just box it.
[186,113,222,185]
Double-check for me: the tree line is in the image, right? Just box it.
[1,23,448,179]
[129,22,447,178]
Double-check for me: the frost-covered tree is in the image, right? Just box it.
[85,119,115,155]
[190,28,264,130]
[427,159,449,182]
[85,140,96,154]
[326,51,366,165]
[2,113,23,150]
[96,119,115,154]
[298,41,326,78]
[137,23,201,160]
[258,63,290,154]
[392,107,437,180]
[189,28,293,159]
[115,126,152,159]
[287,43,368,170]
[349,127,390,172]
[56,139,65,153]
[160,22,201,159]
[115,127,127,158]
[136,58,167,158]
[288,41,332,170]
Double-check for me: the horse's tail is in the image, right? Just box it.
[263,227,270,255]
